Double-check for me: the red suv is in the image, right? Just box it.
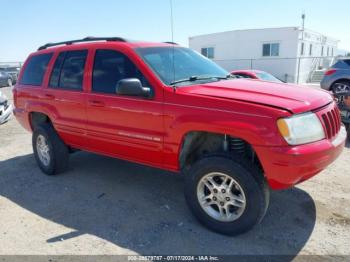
[13,37,346,235]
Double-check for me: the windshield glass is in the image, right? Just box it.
[255,72,281,82]
[136,47,228,86]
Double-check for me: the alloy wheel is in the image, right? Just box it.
[36,134,51,166]
[197,172,246,222]
[334,83,350,94]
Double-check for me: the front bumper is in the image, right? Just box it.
[255,126,347,190]
[0,103,13,124]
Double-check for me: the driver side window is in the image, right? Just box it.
[92,49,150,94]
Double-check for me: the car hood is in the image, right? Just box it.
[178,79,333,114]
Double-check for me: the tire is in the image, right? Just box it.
[346,124,350,141]
[184,156,270,236]
[32,123,69,175]
[331,80,350,95]
[7,78,12,87]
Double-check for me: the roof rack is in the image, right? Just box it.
[38,37,127,51]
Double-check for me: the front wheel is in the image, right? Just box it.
[184,157,269,235]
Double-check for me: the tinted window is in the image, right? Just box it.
[20,53,52,85]
[49,50,87,90]
[301,42,305,55]
[344,60,350,66]
[263,43,279,57]
[92,49,149,94]
[201,47,214,59]
[271,43,279,56]
[59,50,87,90]
[255,72,282,82]
[234,73,252,79]
[262,44,270,56]
[49,52,66,88]
[309,44,313,56]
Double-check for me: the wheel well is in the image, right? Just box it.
[30,112,52,130]
[179,131,263,172]
[331,78,350,90]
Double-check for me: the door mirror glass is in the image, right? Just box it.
[116,78,151,97]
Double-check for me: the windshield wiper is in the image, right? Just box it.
[170,75,232,86]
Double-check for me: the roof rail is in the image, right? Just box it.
[163,41,179,45]
[38,37,127,51]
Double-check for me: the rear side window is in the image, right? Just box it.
[343,60,350,67]
[49,50,87,90]
[49,52,65,88]
[235,73,252,79]
[92,49,149,94]
[20,53,53,86]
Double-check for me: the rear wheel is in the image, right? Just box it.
[32,123,69,175]
[185,156,269,235]
[332,80,350,94]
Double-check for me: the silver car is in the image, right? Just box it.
[0,66,20,84]
[0,71,13,87]
[321,59,350,94]
[0,90,12,124]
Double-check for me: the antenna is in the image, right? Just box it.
[170,0,176,88]
[170,0,174,44]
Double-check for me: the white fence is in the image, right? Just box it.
[213,56,347,83]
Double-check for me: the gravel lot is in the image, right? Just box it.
[0,85,349,257]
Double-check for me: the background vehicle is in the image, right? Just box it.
[231,70,283,83]
[0,71,13,87]
[13,37,346,236]
[0,90,12,124]
[0,66,20,84]
[321,59,350,93]
[333,88,350,135]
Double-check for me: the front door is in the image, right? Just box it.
[85,48,164,167]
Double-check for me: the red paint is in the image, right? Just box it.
[231,70,261,79]
[13,41,346,190]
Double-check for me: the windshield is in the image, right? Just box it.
[255,72,282,82]
[136,47,229,86]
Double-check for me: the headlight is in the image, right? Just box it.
[277,112,325,145]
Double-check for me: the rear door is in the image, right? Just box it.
[85,48,164,167]
[44,49,89,148]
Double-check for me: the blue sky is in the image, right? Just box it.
[1,0,349,61]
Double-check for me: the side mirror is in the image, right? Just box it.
[116,78,151,98]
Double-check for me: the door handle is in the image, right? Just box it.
[44,94,55,100]
[88,100,105,107]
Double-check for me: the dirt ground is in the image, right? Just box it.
[0,85,349,257]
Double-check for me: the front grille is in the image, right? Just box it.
[321,105,341,140]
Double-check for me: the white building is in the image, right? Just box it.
[189,27,339,83]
